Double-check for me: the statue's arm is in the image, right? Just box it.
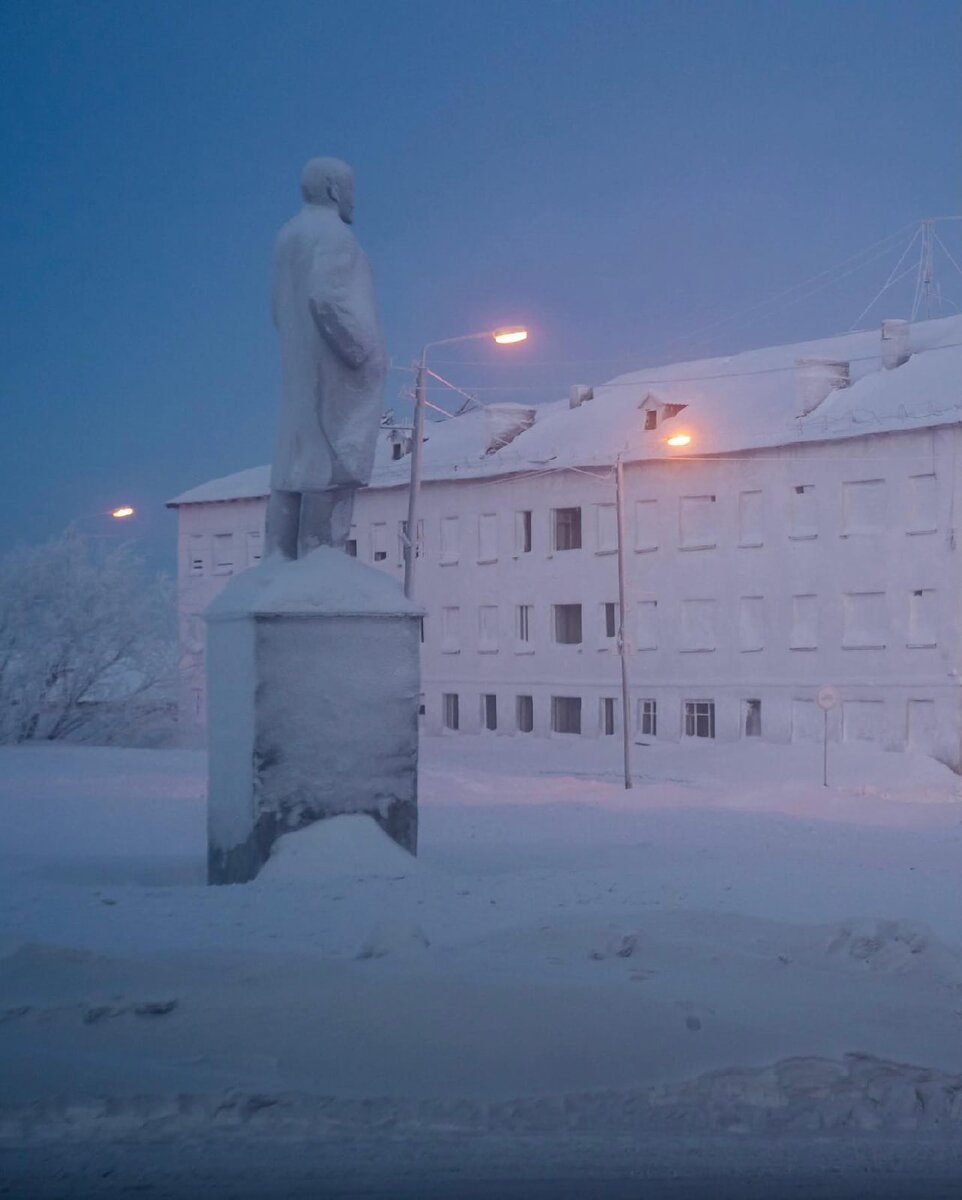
[309,239,379,369]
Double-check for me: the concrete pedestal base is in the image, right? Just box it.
[205,547,421,885]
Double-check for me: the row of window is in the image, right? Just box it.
[441,693,733,739]
[439,692,938,747]
[434,589,939,655]
[359,474,938,567]
[188,530,262,576]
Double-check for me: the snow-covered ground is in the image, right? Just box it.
[3,735,962,1196]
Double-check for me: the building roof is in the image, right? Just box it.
[167,315,962,507]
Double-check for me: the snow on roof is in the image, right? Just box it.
[168,315,962,506]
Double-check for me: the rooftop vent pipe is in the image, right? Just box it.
[881,319,912,370]
[794,358,850,417]
[569,384,593,409]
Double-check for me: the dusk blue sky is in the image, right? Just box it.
[2,0,959,567]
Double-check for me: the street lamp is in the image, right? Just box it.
[111,506,136,519]
[403,326,528,599]
[665,433,692,448]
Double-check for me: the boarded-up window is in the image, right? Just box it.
[478,605,499,652]
[478,514,498,563]
[595,504,617,553]
[440,516,460,564]
[842,591,887,648]
[842,479,886,535]
[790,594,818,650]
[636,600,658,650]
[213,533,234,575]
[635,500,658,552]
[516,695,534,733]
[907,474,937,534]
[738,490,764,547]
[908,589,936,647]
[739,596,764,652]
[441,606,460,653]
[791,699,821,742]
[843,699,883,743]
[188,534,206,575]
[680,599,717,651]
[907,699,936,751]
[551,696,582,734]
[371,522,387,562]
[679,495,717,549]
[790,485,817,539]
[553,604,583,645]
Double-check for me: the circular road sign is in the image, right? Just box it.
[816,685,839,711]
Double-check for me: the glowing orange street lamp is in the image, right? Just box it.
[404,325,529,599]
[110,506,136,519]
[666,433,692,448]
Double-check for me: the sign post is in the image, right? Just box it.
[816,686,839,788]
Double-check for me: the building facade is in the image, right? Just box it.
[168,316,962,766]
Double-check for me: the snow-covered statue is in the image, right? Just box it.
[266,157,386,558]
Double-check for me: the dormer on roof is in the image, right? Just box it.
[639,392,687,431]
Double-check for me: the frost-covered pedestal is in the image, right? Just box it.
[204,547,421,884]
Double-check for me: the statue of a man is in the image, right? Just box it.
[266,157,386,559]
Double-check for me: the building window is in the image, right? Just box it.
[552,507,582,551]
[551,695,582,734]
[684,700,715,739]
[188,534,206,575]
[635,499,658,552]
[418,616,425,644]
[790,594,818,650]
[907,473,937,535]
[679,495,717,550]
[842,699,883,744]
[595,504,617,553]
[553,603,583,645]
[345,538,358,557]
[246,531,262,566]
[739,596,765,652]
[478,513,498,563]
[644,408,658,431]
[515,510,532,554]
[516,603,532,646]
[601,697,616,736]
[398,519,423,563]
[479,605,499,652]
[842,591,887,649]
[213,533,234,576]
[842,479,886,536]
[908,588,936,648]
[440,516,460,564]
[744,699,762,738]
[418,692,425,716]
[441,606,461,653]
[636,599,658,650]
[516,694,534,733]
[680,598,717,652]
[443,693,460,731]
[482,693,497,731]
[639,699,657,737]
[602,602,617,640]
[738,490,763,547]
[790,484,817,539]
[371,522,387,562]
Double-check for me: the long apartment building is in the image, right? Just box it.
[168,314,962,766]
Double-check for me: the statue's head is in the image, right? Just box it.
[300,157,355,224]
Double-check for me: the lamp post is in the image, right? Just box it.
[403,327,527,600]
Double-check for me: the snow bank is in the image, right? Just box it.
[257,814,418,883]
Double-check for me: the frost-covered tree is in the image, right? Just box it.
[0,531,177,744]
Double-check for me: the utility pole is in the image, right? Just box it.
[403,347,427,600]
[615,454,633,789]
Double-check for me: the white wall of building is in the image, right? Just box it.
[172,423,962,767]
